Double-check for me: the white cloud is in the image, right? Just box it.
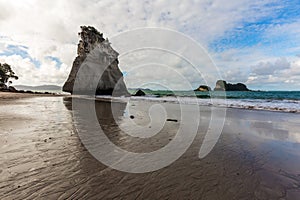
[120,49,209,90]
[251,57,290,76]
[245,58,300,90]
[0,55,69,86]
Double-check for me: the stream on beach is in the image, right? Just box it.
[0,96,300,199]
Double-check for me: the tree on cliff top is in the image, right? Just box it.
[0,63,18,85]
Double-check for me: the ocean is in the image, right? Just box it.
[29,88,300,113]
[125,90,300,113]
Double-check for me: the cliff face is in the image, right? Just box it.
[62,26,129,96]
[214,80,250,91]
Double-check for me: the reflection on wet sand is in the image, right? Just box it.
[63,96,127,136]
[252,121,289,141]
[0,96,300,199]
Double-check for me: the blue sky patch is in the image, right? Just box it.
[122,71,128,77]
[46,56,62,69]
[0,44,41,67]
[209,0,300,56]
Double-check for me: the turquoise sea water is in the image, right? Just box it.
[29,88,300,113]
[126,90,300,113]
[129,90,300,100]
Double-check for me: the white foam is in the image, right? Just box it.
[95,95,300,113]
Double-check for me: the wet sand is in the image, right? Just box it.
[0,94,300,199]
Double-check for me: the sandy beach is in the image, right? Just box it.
[0,92,64,100]
[0,93,300,199]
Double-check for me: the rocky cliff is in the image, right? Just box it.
[194,85,211,92]
[214,80,250,91]
[63,26,129,96]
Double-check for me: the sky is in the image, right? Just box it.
[0,0,300,90]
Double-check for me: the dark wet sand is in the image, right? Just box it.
[0,95,300,199]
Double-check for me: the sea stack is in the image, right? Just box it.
[63,26,129,96]
[133,89,146,96]
[214,80,250,91]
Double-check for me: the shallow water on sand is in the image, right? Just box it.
[0,96,300,199]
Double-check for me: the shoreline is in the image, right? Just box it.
[0,91,67,100]
[1,92,299,114]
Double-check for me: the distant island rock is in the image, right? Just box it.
[214,80,250,91]
[133,89,146,96]
[194,85,211,92]
[62,26,129,96]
